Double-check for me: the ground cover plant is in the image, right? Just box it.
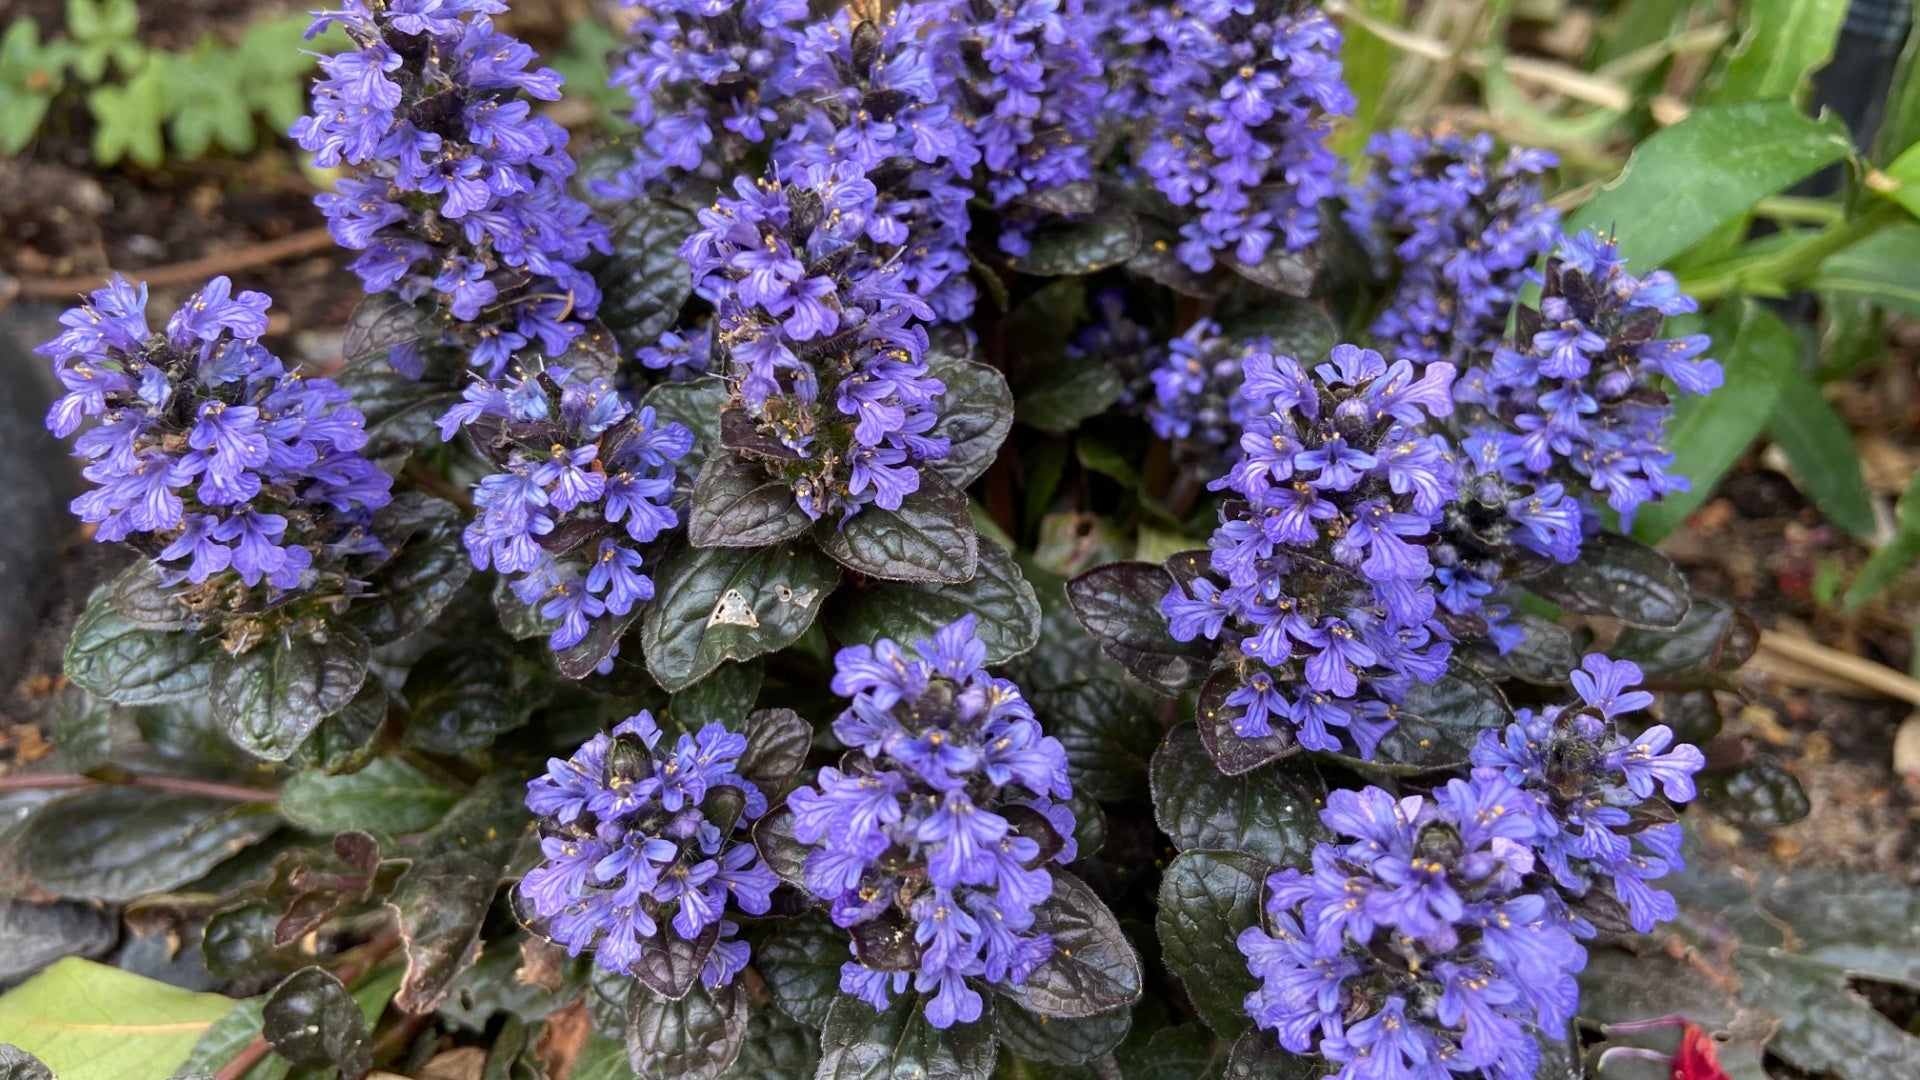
[4,1,1920,1079]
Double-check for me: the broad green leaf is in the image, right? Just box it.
[1329,0,1403,157]
[725,1002,822,1079]
[1016,357,1124,435]
[816,993,997,1080]
[0,898,115,983]
[1609,596,1758,682]
[1566,103,1852,270]
[386,851,502,1015]
[1880,23,1920,161]
[175,997,290,1080]
[626,981,745,1080]
[400,639,544,753]
[594,198,699,353]
[1709,0,1847,106]
[926,353,1013,488]
[1336,669,1516,774]
[1157,850,1267,1037]
[998,871,1143,1019]
[16,788,277,903]
[167,46,255,156]
[1635,299,1799,541]
[0,958,236,1080]
[1766,369,1875,537]
[668,660,764,733]
[1808,225,1920,318]
[64,587,218,707]
[1224,1030,1330,1079]
[831,539,1040,664]
[1029,678,1160,802]
[1882,140,1920,222]
[1698,757,1811,826]
[1065,562,1212,694]
[642,380,727,478]
[278,757,458,836]
[816,472,979,584]
[261,968,370,1077]
[993,1002,1129,1066]
[688,453,812,549]
[1529,531,1692,629]
[640,541,840,692]
[756,914,845,1028]
[1008,210,1142,276]
[1151,726,1328,867]
[1845,467,1920,611]
[211,627,371,763]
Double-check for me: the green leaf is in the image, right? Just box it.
[386,851,501,1015]
[88,60,170,168]
[175,997,289,1080]
[594,199,700,353]
[816,472,979,584]
[1015,357,1124,435]
[1194,670,1298,777]
[626,981,745,1080]
[1224,1030,1329,1079]
[725,1002,822,1079]
[261,968,370,1077]
[1333,668,1517,775]
[756,914,845,1028]
[1699,757,1811,826]
[1065,562,1212,694]
[400,639,543,753]
[64,587,218,707]
[1809,224,1920,317]
[293,681,388,775]
[1610,596,1759,682]
[1008,210,1142,276]
[998,870,1143,1019]
[642,380,727,478]
[278,757,458,836]
[632,925,720,1002]
[1221,245,1319,297]
[1566,103,1853,270]
[1151,725,1328,867]
[1845,468,1920,610]
[832,539,1040,664]
[640,541,840,692]
[1530,530,1693,628]
[734,707,811,797]
[166,47,255,157]
[0,958,236,1080]
[1634,300,1800,541]
[1458,612,1578,687]
[1029,678,1160,802]
[1582,864,1920,1080]
[1157,850,1267,1037]
[1213,293,1339,362]
[211,627,371,763]
[669,661,764,732]
[992,1003,1129,1066]
[16,788,277,903]
[926,354,1013,488]
[1709,0,1847,106]
[816,993,997,1080]
[688,453,812,549]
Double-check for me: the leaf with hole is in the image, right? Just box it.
[640,541,840,692]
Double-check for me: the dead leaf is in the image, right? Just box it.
[534,996,593,1080]
[415,1047,486,1080]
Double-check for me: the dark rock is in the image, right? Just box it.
[0,307,76,687]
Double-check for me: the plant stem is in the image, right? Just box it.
[1682,199,1904,301]
[213,1038,272,1080]
[0,771,278,803]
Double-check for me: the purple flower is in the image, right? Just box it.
[520,711,779,983]
[787,615,1073,1028]
[40,275,392,608]
[1160,343,1459,760]
[442,366,686,655]
[1240,771,1583,1080]
[683,162,951,522]
[299,0,609,376]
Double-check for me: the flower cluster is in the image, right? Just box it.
[1142,318,1264,469]
[1455,231,1722,529]
[1239,776,1588,1080]
[1345,130,1561,368]
[520,711,780,984]
[295,0,609,377]
[774,1,979,321]
[1160,345,1459,758]
[686,164,950,520]
[41,275,392,602]
[1107,0,1352,272]
[1471,654,1704,935]
[786,615,1076,1029]
[441,366,689,651]
[948,0,1110,255]
[604,0,808,194]
[1067,288,1157,409]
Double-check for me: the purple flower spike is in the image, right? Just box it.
[520,711,779,985]
[1160,343,1460,760]
[787,615,1074,1028]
